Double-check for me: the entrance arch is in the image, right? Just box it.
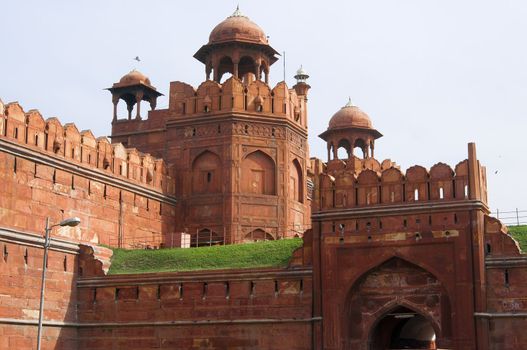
[369,306,437,350]
[344,257,452,350]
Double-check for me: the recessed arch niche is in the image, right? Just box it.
[241,150,276,195]
[192,150,222,194]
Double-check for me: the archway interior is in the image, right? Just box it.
[370,306,436,350]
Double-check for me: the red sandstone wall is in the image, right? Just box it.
[76,268,314,349]
[0,237,79,349]
[0,101,177,248]
[484,216,527,350]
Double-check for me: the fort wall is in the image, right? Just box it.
[0,228,81,349]
[0,100,177,248]
[76,266,314,349]
[483,216,527,350]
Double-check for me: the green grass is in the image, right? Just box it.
[108,238,303,275]
[508,225,527,252]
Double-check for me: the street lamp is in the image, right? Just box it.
[36,217,81,350]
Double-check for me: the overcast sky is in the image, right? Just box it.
[2,0,526,218]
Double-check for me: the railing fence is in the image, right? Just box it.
[492,208,527,227]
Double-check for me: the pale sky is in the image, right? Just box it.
[2,0,526,219]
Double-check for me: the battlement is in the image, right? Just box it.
[316,145,488,211]
[0,99,174,195]
[169,77,304,119]
[113,77,307,130]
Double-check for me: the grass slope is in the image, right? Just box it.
[508,225,527,252]
[109,238,303,275]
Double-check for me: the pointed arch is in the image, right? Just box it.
[368,304,439,350]
[244,228,274,242]
[290,158,303,203]
[337,138,352,159]
[192,150,222,194]
[238,56,256,81]
[218,56,234,83]
[344,257,452,347]
[241,150,276,195]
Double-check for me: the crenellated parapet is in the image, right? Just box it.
[165,77,307,127]
[318,157,480,210]
[0,99,174,194]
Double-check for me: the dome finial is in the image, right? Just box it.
[230,4,246,18]
[344,97,354,108]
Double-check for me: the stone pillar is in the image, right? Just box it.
[126,101,134,120]
[149,97,157,111]
[256,61,261,80]
[213,65,219,82]
[206,63,212,81]
[112,95,119,122]
[135,92,143,120]
[233,61,239,79]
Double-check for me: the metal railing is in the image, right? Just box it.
[105,225,312,250]
[492,209,527,227]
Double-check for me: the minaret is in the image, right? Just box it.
[293,65,311,96]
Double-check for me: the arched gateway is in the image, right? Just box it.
[345,258,452,350]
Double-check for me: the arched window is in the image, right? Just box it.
[337,138,351,159]
[238,56,256,80]
[241,150,276,195]
[353,138,366,158]
[290,159,303,203]
[218,56,234,83]
[244,229,274,243]
[192,151,222,194]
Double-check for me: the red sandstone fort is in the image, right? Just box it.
[0,7,525,350]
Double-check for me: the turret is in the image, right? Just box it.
[107,70,163,122]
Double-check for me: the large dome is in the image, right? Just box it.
[328,99,373,130]
[208,7,268,45]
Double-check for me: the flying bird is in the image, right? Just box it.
[134,56,141,62]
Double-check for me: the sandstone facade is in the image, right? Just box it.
[0,7,526,350]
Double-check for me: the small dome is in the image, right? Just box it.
[117,70,151,87]
[296,66,308,76]
[209,7,268,45]
[328,98,373,130]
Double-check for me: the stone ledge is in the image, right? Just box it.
[312,200,489,220]
[0,316,321,328]
[474,312,527,318]
[78,267,313,288]
[0,226,80,254]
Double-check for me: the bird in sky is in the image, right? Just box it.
[134,56,141,62]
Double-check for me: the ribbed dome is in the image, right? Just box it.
[209,7,268,45]
[117,70,151,87]
[328,99,373,130]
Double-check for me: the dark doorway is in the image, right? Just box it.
[370,306,436,350]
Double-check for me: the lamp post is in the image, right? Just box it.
[36,217,81,350]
